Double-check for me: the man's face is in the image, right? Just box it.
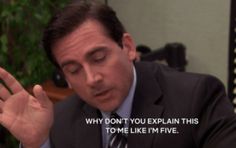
[52,20,136,112]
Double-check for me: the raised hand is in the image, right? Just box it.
[0,67,53,148]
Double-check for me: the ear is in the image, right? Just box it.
[122,33,137,61]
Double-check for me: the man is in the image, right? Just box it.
[0,1,236,148]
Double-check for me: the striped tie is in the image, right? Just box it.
[108,113,127,148]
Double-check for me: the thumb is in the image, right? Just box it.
[33,84,51,108]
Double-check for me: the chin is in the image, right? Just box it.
[99,106,117,112]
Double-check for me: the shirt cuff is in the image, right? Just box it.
[19,138,50,148]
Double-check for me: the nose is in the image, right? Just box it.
[84,65,102,86]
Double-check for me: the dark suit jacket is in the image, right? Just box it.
[50,62,236,148]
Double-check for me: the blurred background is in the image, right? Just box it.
[108,0,229,86]
[0,0,70,147]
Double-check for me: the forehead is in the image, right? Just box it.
[55,19,108,47]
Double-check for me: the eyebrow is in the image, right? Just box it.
[61,61,79,69]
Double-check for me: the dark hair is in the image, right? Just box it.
[42,0,126,67]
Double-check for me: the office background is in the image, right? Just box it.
[105,0,230,87]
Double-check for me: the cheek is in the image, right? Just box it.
[67,76,87,93]
[71,82,91,101]
[108,61,133,93]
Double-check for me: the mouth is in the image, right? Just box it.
[93,89,111,97]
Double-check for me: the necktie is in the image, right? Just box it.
[108,113,127,148]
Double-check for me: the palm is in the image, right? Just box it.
[0,68,53,147]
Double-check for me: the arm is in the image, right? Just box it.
[0,67,54,148]
[192,76,236,147]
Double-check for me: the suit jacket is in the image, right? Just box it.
[50,62,236,148]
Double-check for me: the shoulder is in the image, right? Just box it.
[135,62,231,116]
[135,62,224,92]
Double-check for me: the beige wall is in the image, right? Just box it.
[108,0,230,86]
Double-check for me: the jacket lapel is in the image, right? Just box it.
[128,63,164,148]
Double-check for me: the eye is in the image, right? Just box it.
[64,64,80,74]
[92,50,106,62]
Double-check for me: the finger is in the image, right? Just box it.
[0,67,24,94]
[0,83,11,101]
[33,85,52,108]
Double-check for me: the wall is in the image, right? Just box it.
[108,0,230,86]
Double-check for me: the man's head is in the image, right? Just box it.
[42,1,137,112]
[43,0,126,67]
